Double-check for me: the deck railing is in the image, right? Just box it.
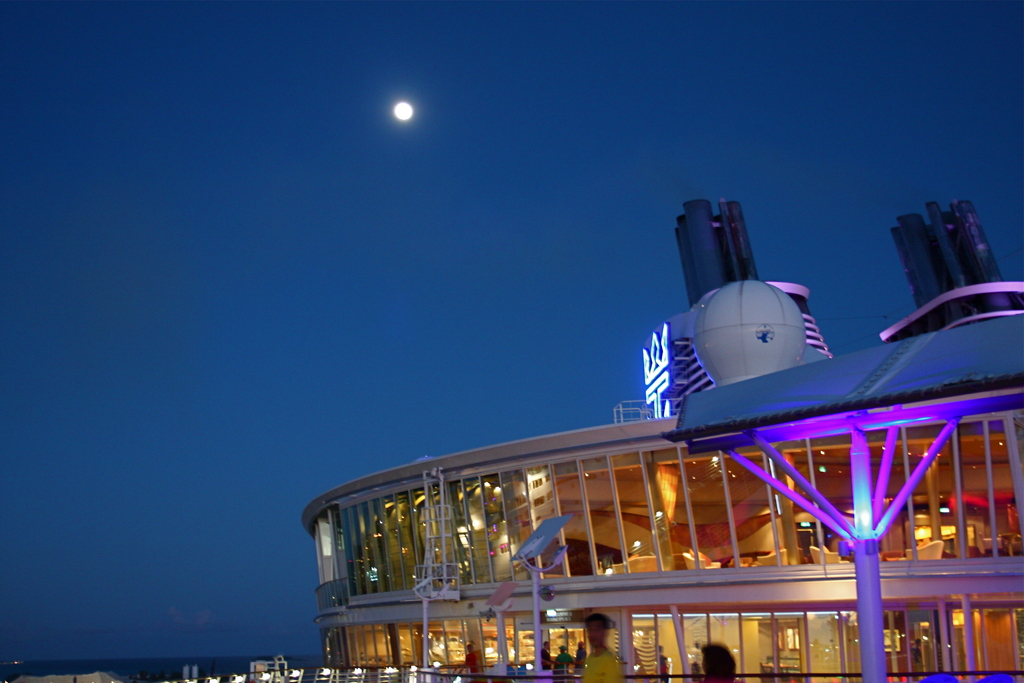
[143,666,1024,683]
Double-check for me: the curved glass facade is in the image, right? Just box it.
[308,412,1024,672]
[315,416,1021,597]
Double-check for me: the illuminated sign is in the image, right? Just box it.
[643,323,672,418]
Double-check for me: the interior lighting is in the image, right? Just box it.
[939,506,950,513]
[433,663,442,668]
[233,676,247,682]
[290,671,302,679]
[655,511,663,519]
[818,465,826,472]
[261,674,272,681]
[319,670,331,677]
[525,665,534,671]
[493,486,501,493]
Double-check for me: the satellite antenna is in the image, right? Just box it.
[512,515,572,676]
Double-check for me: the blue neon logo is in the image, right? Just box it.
[643,323,672,419]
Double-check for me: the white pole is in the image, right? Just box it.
[851,545,886,679]
[669,605,689,677]
[532,565,542,673]
[422,598,430,668]
[962,594,976,677]
[938,598,952,672]
[497,609,508,671]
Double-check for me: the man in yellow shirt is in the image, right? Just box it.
[582,613,623,683]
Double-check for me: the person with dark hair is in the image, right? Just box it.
[700,644,736,683]
[583,613,622,683]
[575,641,587,672]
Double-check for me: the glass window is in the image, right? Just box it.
[445,619,466,667]
[582,456,623,574]
[501,469,532,580]
[611,453,658,573]
[411,487,427,570]
[989,421,1021,557]
[656,613,683,675]
[526,464,565,577]
[681,614,708,675]
[355,503,376,594]
[777,440,834,566]
[447,480,473,585]
[958,422,992,559]
[810,435,857,559]
[870,429,914,563]
[807,612,841,674]
[317,513,336,583]
[553,460,594,577]
[841,611,860,673]
[725,447,778,568]
[427,621,447,666]
[411,622,424,666]
[632,614,657,674]
[462,477,494,584]
[347,625,364,666]
[885,609,908,673]
[774,614,806,674]
[740,613,773,675]
[382,495,405,591]
[684,454,731,568]
[907,609,937,672]
[482,474,512,581]
[340,506,362,597]
[708,613,741,667]
[906,424,957,559]
[368,499,390,592]
[395,491,417,589]
[518,626,536,668]
[644,449,693,571]
[397,623,414,666]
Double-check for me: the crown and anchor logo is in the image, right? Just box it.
[643,323,672,418]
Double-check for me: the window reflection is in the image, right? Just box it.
[462,477,494,583]
[684,454,730,568]
[611,453,658,573]
[644,448,694,571]
[582,456,622,574]
[553,461,593,576]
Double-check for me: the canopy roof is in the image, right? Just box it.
[665,314,1024,445]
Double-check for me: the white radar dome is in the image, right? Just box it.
[693,280,807,387]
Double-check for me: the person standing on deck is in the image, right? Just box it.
[582,613,622,683]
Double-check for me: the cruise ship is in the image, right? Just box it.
[302,199,1024,678]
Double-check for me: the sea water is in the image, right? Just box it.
[0,655,323,683]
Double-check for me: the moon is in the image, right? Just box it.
[393,101,414,121]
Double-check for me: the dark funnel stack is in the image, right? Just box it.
[675,199,759,307]
[892,200,1008,307]
[886,200,1022,341]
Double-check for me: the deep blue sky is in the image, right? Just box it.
[1,2,1021,662]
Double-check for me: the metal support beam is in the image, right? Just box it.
[872,426,899,522]
[874,419,960,536]
[727,450,853,540]
[747,431,857,537]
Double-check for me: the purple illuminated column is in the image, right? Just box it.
[851,427,886,682]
